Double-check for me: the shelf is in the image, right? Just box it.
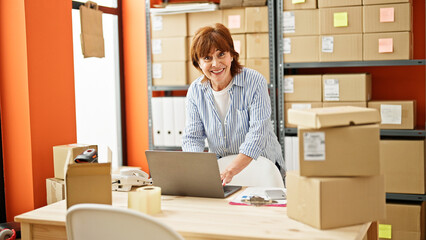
[386,193,426,201]
[150,84,275,92]
[284,128,426,137]
[283,60,426,69]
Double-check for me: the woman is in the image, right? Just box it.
[182,23,284,185]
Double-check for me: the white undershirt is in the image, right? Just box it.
[211,80,233,124]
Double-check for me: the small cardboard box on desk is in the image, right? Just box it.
[286,106,386,229]
[64,151,112,209]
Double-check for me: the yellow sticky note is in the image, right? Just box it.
[380,7,395,22]
[379,38,393,53]
[334,12,348,27]
[292,0,305,4]
[379,224,392,239]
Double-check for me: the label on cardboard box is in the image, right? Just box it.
[303,132,325,161]
[378,224,392,239]
[381,104,402,124]
[152,16,163,31]
[292,103,311,109]
[228,15,241,29]
[152,39,162,54]
[380,8,394,23]
[293,0,305,3]
[324,79,339,101]
[283,12,296,33]
[322,36,334,53]
[379,38,393,53]
[333,12,348,27]
[283,38,291,54]
[153,63,162,79]
[284,77,294,93]
[234,40,241,54]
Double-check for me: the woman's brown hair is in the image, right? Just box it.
[190,23,243,79]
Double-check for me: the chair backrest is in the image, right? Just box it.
[66,203,184,240]
[218,155,285,188]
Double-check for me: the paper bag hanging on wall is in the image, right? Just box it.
[80,1,105,58]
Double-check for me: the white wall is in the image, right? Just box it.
[71,8,122,168]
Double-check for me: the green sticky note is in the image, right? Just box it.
[292,0,305,4]
[333,12,348,27]
[379,224,392,239]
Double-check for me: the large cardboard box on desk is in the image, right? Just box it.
[380,140,425,194]
[286,171,386,230]
[368,100,416,129]
[379,202,425,240]
[322,73,371,102]
[284,102,323,128]
[289,106,381,176]
[65,162,112,209]
[53,144,98,179]
[363,3,412,33]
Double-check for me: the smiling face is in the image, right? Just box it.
[198,48,233,91]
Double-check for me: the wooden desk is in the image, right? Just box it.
[15,191,375,240]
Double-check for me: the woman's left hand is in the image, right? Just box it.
[220,153,253,185]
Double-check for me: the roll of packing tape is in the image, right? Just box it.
[128,186,161,214]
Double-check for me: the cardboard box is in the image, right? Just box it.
[363,0,410,5]
[288,106,380,128]
[298,123,380,176]
[187,10,222,36]
[284,75,322,102]
[323,101,367,107]
[187,61,203,84]
[363,3,412,33]
[380,140,425,194]
[245,7,268,33]
[318,0,361,8]
[368,100,416,129]
[152,62,187,86]
[283,36,319,63]
[46,178,65,205]
[151,14,187,38]
[65,162,112,209]
[320,34,363,62]
[246,33,269,58]
[152,37,187,62]
[284,102,323,128]
[246,58,270,83]
[243,0,267,7]
[319,7,362,34]
[223,8,246,34]
[283,10,319,37]
[283,0,317,10]
[363,32,412,61]
[53,144,98,179]
[287,172,386,229]
[232,34,246,59]
[379,203,425,240]
[322,73,371,102]
[220,0,242,9]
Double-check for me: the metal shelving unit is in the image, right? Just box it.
[275,3,426,203]
[146,0,279,150]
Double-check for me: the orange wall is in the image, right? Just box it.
[122,0,150,172]
[0,0,76,221]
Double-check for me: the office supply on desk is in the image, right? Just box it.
[112,168,152,192]
[145,151,242,198]
[230,187,287,207]
[66,203,184,240]
[128,186,162,214]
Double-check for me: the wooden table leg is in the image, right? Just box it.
[20,222,33,240]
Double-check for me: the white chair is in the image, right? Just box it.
[218,155,285,188]
[66,203,184,240]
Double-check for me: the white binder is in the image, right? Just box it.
[151,97,164,146]
[162,97,175,146]
[173,97,186,147]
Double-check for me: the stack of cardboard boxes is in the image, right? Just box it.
[151,5,271,86]
[282,0,412,62]
[286,106,386,229]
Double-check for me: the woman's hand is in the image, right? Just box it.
[220,153,253,185]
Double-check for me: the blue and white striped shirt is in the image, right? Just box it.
[182,68,284,168]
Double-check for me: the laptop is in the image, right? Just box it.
[145,151,242,198]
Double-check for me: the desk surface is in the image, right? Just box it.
[15,191,371,240]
